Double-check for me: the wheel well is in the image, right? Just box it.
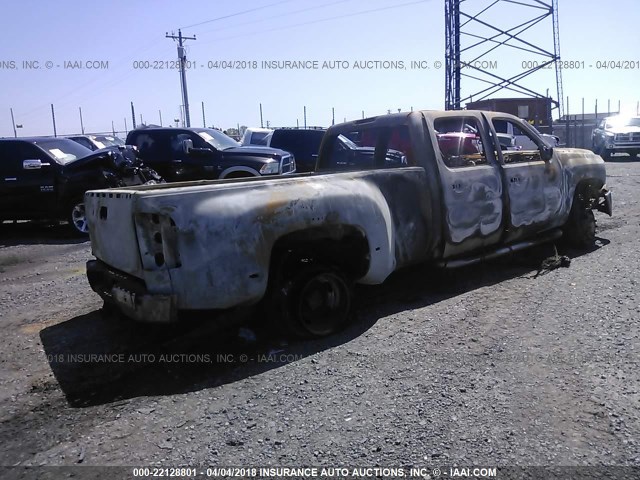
[572,179,603,209]
[64,195,85,214]
[224,171,255,179]
[270,225,370,281]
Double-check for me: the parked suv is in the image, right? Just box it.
[267,129,325,172]
[68,134,125,151]
[0,138,160,234]
[259,128,405,172]
[126,127,295,181]
[592,115,640,159]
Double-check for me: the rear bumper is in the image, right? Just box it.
[86,260,177,323]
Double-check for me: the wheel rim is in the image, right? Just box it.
[296,273,350,336]
[71,202,88,233]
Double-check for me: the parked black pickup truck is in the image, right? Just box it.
[86,110,612,337]
[0,137,161,234]
[126,127,295,181]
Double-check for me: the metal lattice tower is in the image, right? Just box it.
[445,0,564,117]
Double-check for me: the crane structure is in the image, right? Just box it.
[445,0,563,118]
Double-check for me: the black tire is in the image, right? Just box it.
[278,265,353,338]
[100,300,126,322]
[563,203,596,249]
[67,197,89,236]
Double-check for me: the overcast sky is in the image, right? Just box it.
[1,0,638,137]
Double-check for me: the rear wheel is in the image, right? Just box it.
[276,265,353,338]
[67,197,89,235]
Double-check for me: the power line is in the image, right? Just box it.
[16,39,167,121]
[194,0,358,36]
[179,0,296,29]
[11,0,429,134]
[15,0,426,124]
[196,0,431,45]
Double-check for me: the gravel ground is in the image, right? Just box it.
[0,160,638,476]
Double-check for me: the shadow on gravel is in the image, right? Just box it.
[40,305,383,408]
[351,236,610,319]
[39,236,610,409]
[0,221,87,247]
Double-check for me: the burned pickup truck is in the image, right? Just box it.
[85,110,612,337]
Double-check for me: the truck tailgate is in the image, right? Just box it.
[85,191,143,277]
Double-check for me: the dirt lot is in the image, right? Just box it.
[0,160,639,476]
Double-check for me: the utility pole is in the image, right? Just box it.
[259,103,263,128]
[131,102,136,129]
[124,117,128,133]
[10,108,17,137]
[51,104,57,137]
[444,0,461,110]
[566,96,570,147]
[332,107,335,126]
[112,120,116,136]
[201,101,206,127]
[166,29,196,127]
[303,106,307,129]
[159,110,163,126]
[79,107,85,134]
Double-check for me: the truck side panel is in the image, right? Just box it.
[86,168,434,311]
